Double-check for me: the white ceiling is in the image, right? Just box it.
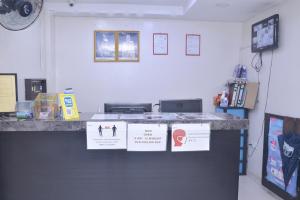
[45,0,287,22]
[47,0,189,6]
[73,0,188,6]
[184,0,285,21]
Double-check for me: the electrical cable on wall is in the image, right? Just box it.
[251,52,263,84]
[251,52,263,73]
[251,52,262,102]
[248,50,274,158]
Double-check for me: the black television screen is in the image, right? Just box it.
[251,14,279,53]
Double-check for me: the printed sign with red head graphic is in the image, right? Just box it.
[171,123,210,152]
[173,129,187,147]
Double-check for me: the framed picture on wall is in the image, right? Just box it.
[186,34,200,56]
[117,31,139,62]
[94,31,116,62]
[153,33,168,55]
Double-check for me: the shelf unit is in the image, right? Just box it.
[215,107,248,175]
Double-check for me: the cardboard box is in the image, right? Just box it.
[244,82,259,109]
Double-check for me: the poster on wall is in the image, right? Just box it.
[86,121,127,150]
[127,124,168,151]
[117,31,139,61]
[186,34,200,56]
[94,31,116,62]
[0,74,17,113]
[263,114,299,199]
[171,123,210,152]
[153,33,168,55]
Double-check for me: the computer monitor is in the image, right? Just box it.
[159,99,202,113]
[0,73,18,114]
[104,103,152,114]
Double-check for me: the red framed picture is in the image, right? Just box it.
[153,33,168,55]
[186,34,200,56]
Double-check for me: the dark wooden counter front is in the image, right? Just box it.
[0,112,247,200]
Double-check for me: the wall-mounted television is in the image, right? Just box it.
[251,14,279,53]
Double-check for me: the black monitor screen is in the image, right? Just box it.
[104,103,152,114]
[251,14,279,53]
[159,99,202,113]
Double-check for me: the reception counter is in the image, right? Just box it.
[0,112,248,131]
[0,112,248,200]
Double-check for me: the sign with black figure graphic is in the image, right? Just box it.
[86,121,127,149]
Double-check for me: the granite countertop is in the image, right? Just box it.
[0,112,248,132]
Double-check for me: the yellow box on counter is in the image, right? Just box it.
[59,93,80,121]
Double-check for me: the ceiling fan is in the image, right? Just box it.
[0,0,43,31]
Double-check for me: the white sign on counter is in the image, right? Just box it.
[171,123,210,152]
[86,121,127,150]
[127,124,168,151]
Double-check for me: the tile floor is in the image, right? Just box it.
[239,175,283,200]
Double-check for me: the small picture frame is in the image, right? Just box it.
[94,31,116,62]
[186,34,200,56]
[117,31,139,62]
[153,33,168,55]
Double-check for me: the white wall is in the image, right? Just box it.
[0,18,45,101]
[54,17,242,112]
[239,0,300,179]
[0,15,242,112]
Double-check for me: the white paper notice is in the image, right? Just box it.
[127,124,168,151]
[171,123,210,152]
[153,34,168,55]
[186,34,200,55]
[86,121,127,150]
